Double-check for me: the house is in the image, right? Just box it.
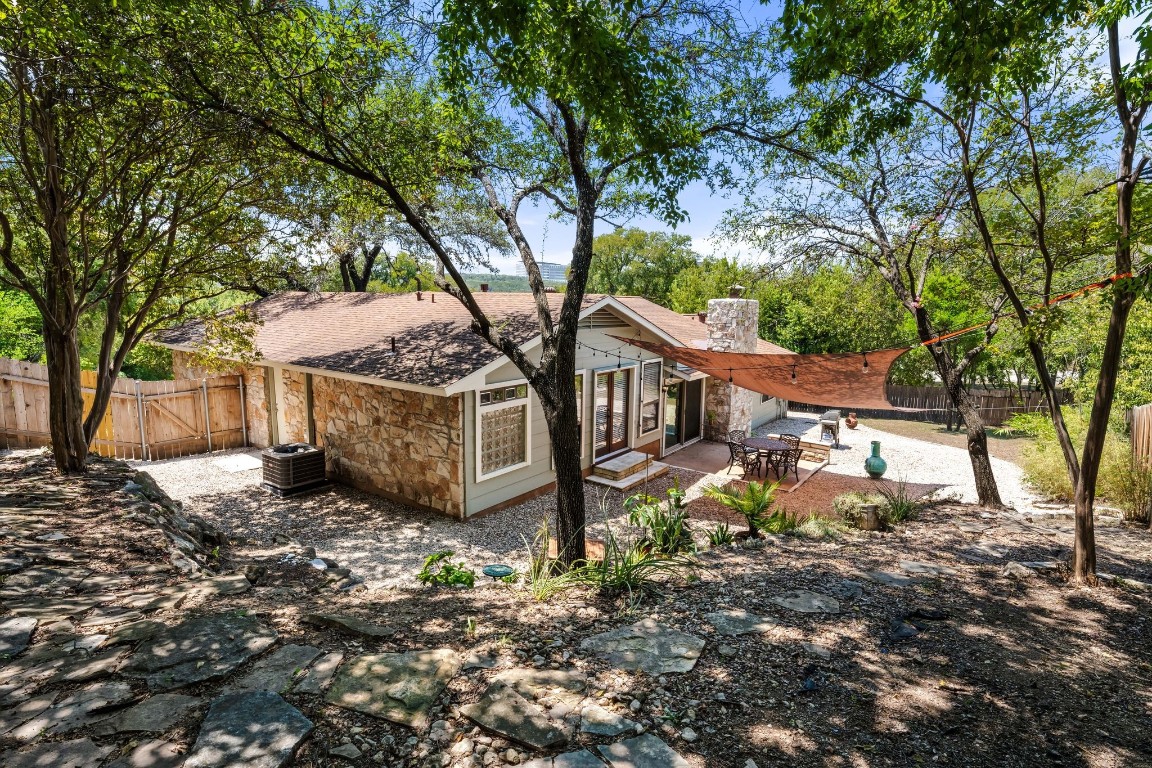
[154,290,790,519]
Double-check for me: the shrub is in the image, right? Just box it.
[703,480,780,535]
[417,551,476,588]
[1112,457,1152,525]
[624,480,694,555]
[1008,408,1137,504]
[793,514,847,540]
[833,491,883,526]
[877,480,922,524]
[572,528,696,606]
[522,522,580,602]
[707,522,734,547]
[758,507,800,534]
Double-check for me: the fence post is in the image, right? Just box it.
[202,379,212,452]
[238,375,248,447]
[134,379,147,461]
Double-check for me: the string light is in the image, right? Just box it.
[790,365,797,383]
[728,369,733,383]
[862,353,869,372]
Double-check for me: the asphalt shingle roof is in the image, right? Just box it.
[153,291,793,389]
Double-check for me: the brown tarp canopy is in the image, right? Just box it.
[617,337,914,411]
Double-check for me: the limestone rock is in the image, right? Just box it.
[302,612,396,638]
[326,649,459,728]
[579,703,636,737]
[104,740,186,768]
[229,644,321,693]
[0,737,113,768]
[294,651,345,695]
[121,614,278,690]
[184,691,313,768]
[491,668,587,706]
[704,609,778,636]
[579,619,704,675]
[92,693,201,735]
[523,751,606,768]
[0,617,36,658]
[460,680,566,750]
[9,680,132,740]
[770,590,840,614]
[597,733,691,768]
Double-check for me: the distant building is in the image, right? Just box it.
[516,262,569,282]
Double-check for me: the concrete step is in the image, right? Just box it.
[591,451,653,480]
[587,461,670,492]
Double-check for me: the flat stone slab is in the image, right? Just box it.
[705,609,778,636]
[184,691,313,768]
[862,571,917,588]
[770,590,840,614]
[900,561,958,577]
[302,612,396,638]
[5,596,100,623]
[0,617,37,658]
[0,737,113,768]
[178,573,252,598]
[580,703,637,736]
[294,651,345,695]
[524,749,607,768]
[104,740,186,768]
[460,680,567,750]
[579,619,704,675]
[0,694,56,737]
[230,644,321,694]
[491,668,587,706]
[597,733,691,768]
[10,680,133,740]
[121,614,278,690]
[954,520,994,533]
[107,619,167,646]
[93,693,201,735]
[326,648,460,728]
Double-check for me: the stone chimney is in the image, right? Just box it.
[703,290,759,441]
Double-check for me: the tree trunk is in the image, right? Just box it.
[953,389,1002,508]
[541,359,587,567]
[43,326,88,473]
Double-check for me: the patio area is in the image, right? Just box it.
[660,438,828,492]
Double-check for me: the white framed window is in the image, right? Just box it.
[761,393,772,404]
[476,382,531,481]
[639,360,661,435]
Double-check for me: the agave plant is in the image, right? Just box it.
[703,480,780,536]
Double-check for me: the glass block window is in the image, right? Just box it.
[478,382,530,478]
[639,360,661,434]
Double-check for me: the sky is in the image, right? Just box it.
[482,7,1149,278]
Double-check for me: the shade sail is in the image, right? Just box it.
[615,337,914,411]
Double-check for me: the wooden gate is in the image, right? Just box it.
[0,358,247,460]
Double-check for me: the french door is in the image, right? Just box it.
[664,378,703,451]
[594,369,630,458]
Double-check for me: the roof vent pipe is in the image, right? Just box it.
[391,336,397,354]
[697,312,708,323]
[480,283,490,292]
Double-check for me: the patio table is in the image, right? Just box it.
[742,437,791,480]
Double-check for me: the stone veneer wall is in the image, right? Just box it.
[170,350,271,448]
[311,374,465,517]
[277,370,310,444]
[703,298,760,441]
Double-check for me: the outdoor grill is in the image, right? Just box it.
[261,443,327,496]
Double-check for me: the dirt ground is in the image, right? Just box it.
[2,449,1151,767]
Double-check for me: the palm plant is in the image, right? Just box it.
[703,480,780,536]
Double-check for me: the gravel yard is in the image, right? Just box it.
[134,412,1048,589]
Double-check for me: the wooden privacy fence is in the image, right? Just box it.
[792,385,1067,427]
[1133,404,1152,465]
[0,358,247,460]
